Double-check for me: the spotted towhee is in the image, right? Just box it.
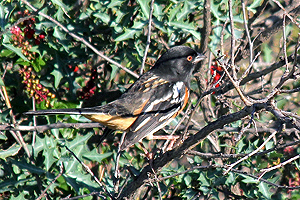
[25,46,206,150]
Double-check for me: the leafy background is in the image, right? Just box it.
[1,0,300,199]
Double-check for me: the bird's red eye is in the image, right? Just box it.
[187,55,193,61]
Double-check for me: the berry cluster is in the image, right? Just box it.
[77,68,97,100]
[288,172,300,194]
[10,10,45,60]
[19,66,55,107]
[210,61,223,88]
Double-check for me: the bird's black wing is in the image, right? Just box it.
[120,80,189,150]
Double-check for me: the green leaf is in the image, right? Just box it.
[241,175,258,184]
[110,64,119,81]
[0,133,7,140]
[62,133,93,155]
[198,172,210,186]
[176,1,189,21]
[0,145,21,159]
[258,182,272,199]
[51,0,70,12]
[93,12,110,24]
[83,150,112,163]
[137,0,150,18]
[0,49,14,57]
[114,21,145,41]
[9,193,26,200]
[43,148,57,171]
[225,172,236,185]
[63,145,84,174]
[2,43,29,62]
[33,135,47,157]
[32,55,46,72]
[51,64,63,89]
[182,189,197,198]
[114,29,136,41]
[248,0,263,13]
[184,174,192,185]
[53,26,68,52]
[64,176,80,193]
[0,76,4,86]
[169,4,181,22]
[169,21,194,30]
[11,160,45,175]
[169,21,200,40]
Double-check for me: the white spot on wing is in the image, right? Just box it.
[133,116,152,132]
[171,81,185,104]
[145,92,173,112]
[158,107,180,122]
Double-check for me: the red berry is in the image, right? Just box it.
[34,39,40,45]
[73,66,79,72]
[25,28,35,39]
[39,34,45,39]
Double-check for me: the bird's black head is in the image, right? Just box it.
[151,46,206,83]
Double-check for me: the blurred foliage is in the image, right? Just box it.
[1,0,300,199]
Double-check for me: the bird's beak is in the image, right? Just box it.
[193,53,207,64]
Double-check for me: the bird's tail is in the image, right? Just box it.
[24,108,84,116]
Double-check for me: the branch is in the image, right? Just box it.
[188,139,300,159]
[259,154,300,179]
[223,130,278,175]
[235,2,300,62]
[36,163,64,200]
[140,0,155,75]
[228,0,237,80]
[199,0,211,54]
[118,103,267,199]
[204,54,299,97]
[146,164,300,190]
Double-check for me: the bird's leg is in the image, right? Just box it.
[148,134,180,151]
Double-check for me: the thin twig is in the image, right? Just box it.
[36,163,64,200]
[241,0,253,63]
[64,146,113,199]
[60,192,105,200]
[272,0,300,29]
[282,14,289,71]
[223,130,278,175]
[259,154,300,180]
[188,138,300,159]
[220,19,228,55]
[140,0,155,75]
[145,164,300,190]
[228,0,237,80]
[239,51,261,82]
[216,58,253,106]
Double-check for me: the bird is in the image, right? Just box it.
[24,46,206,151]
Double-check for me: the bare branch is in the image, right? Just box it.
[118,103,267,199]
[228,0,237,80]
[65,146,113,199]
[140,0,155,75]
[36,163,64,200]
[259,154,300,179]
[223,130,278,175]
